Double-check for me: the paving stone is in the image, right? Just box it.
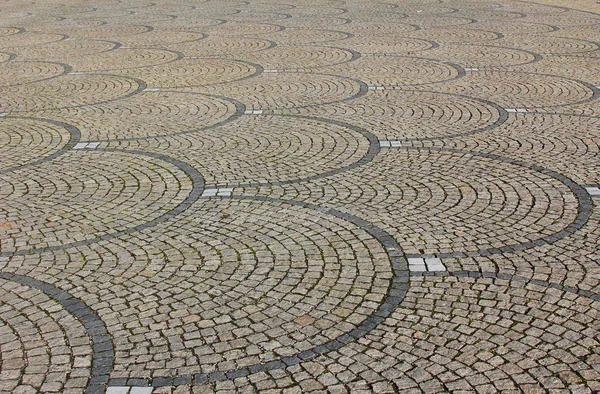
[0,0,599,393]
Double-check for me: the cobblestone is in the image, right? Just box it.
[0,0,599,392]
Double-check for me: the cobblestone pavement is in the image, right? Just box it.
[0,0,599,392]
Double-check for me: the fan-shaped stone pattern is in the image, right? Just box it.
[415,70,596,109]
[0,150,191,254]
[336,22,419,36]
[258,28,351,45]
[323,55,460,87]
[462,20,558,35]
[553,25,600,41]
[419,43,539,67]
[0,279,93,393]
[0,27,21,36]
[235,45,355,71]
[411,113,600,186]
[22,198,393,380]
[0,117,72,171]
[168,36,274,57]
[7,39,118,63]
[280,16,358,29]
[0,60,66,87]
[225,12,296,24]
[249,148,580,256]
[456,8,528,20]
[0,31,65,49]
[69,48,180,72]
[132,114,369,186]
[252,276,600,393]
[403,15,477,29]
[64,24,152,39]
[0,52,12,63]
[196,21,283,36]
[114,30,202,48]
[111,58,257,88]
[0,73,142,112]
[339,35,435,54]
[190,72,362,110]
[517,12,600,27]
[394,5,458,16]
[405,27,502,43]
[278,89,503,140]
[40,91,237,140]
[511,55,600,86]
[490,35,600,55]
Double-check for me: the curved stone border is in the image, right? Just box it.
[214,113,380,188]
[163,58,264,88]
[480,70,600,109]
[382,89,510,142]
[1,60,73,88]
[403,146,593,258]
[0,148,204,257]
[456,43,544,67]
[108,195,409,388]
[520,0,600,16]
[97,91,246,142]
[0,51,17,62]
[6,73,148,113]
[410,270,600,302]
[0,116,82,174]
[0,272,114,394]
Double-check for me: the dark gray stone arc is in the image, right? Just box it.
[503,71,600,109]
[387,89,510,142]
[0,27,25,35]
[378,55,466,87]
[0,52,17,62]
[403,146,593,259]
[410,270,600,302]
[93,39,123,51]
[519,0,600,17]
[109,195,409,388]
[277,45,361,70]
[214,113,380,188]
[7,73,148,113]
[271,72,370,109]
[162,58,263,89]
[99,91,246,142]
[253,38,278,52]
[460,43,543,66]
[0,148,205,257]
[0,116,82,174]
[0,272,114,394]
[1,59,73,88]
[87,47,186,72]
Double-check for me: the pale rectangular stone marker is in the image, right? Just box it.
[202,188,233,197]
[130,388,154,394]
[368,86,385,91]
[73,142,88,150]
[585,186,600,196]
[73,142,100,150]
[425,257,445,271]
[464,67,479,71]
[408,257,427,272]
[244,110,263,115]
[505,108,528,113]
[106,387,130,394]
[379,140,401,148]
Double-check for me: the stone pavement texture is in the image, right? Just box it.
[0,0,599,392]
